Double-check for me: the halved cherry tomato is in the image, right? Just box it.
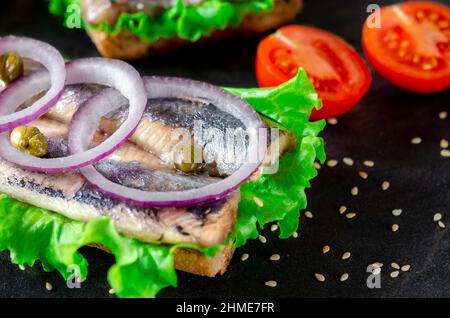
[363,1,450,93]
[256,25,372,120]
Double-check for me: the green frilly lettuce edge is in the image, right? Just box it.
[48,0,274,43]
[0,69,325,297]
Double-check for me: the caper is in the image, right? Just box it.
[173,143,202,173]
[0,51,23,86]
[10,126,48,157]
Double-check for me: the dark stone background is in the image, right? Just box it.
[0,0,450,298]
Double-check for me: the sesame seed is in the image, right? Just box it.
[434,213,443,222]
[270,254,281,261]
[343,157,354,166]
[315,273,326,282]
[346,212,356,219]
[241,253,249,261]
[439,111,448,120]
[314,162,322,170]
[440,139,449,149]
[411,137,422,145]
[382,181,390,191]
[327,160,338,167]
[391,262,400,270]
[265,280,277,288]
[292,231,298,238]
[390,271,400,278]
[358,171,368,179]
[372,267,381,275]
[339,205,347,214]
[441,150,450,157]
[259,235,267,243]
[438,221,446,229]
[342,252,351,260]
[304,211,314,219]
[363,160,375,168]
[109,288,116,295]
[351,186,359,196]
[373,262,384,268]
[392,209,403,217]
[322,245,331,254]
[401,265,411,272]
[271,224,278,232]
[253,197,264,207]
[391,224,399,232]
[340,273,349,282]
[45,282,53,291]
[327,118,338,125]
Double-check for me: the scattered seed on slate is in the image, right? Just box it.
[346,212,356,219]
[339,205,347,214]
[390,271,400,278]
[292,232,299,238]
[271,224,278,232]
[358,171,368,179]
[438,221,446,229]
[327,118,338,125]
[391,262,400,270]
[314,162,322,170]
[373,262,384,268]
[439,111,448,120]
[259,235,267,243]
[342,252,351,260]
[253,197,264,207]
[305,211,314,219]
[265,280,277,288]
[372,267,381,275]
[392,224,399,232]
[241,253,249,261]
[322,245,331,254]
[411,137,422,145]
[382,181,390,191]
[363,160,375,168]
[270,254,281,261]
[327,160,338,167]
[441,139,449,149]
[441,150,450,157]
[351,186,359,196]
[392,209,403,216]
[315,273,326,282]
[343,157,354,166]
[109,289,116,295]
[45,282,53,291]
[434,213,442,222]
[340,273,349,282]
[401,265,411,272]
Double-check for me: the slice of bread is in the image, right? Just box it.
[85,0,303,60]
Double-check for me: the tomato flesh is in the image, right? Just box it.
[256,25,372,120]
[363,1,450,93]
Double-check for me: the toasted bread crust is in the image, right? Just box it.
[86,0,303,60]
[90,242,235,277]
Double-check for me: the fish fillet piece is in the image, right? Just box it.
[44,85,249,177]
[0,117,236,247]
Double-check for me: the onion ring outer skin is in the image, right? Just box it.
[0,36,66,132]
[0,58,146,172]
[71,76,267,207]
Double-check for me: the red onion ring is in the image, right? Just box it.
[0,36,65,132]
[0,58,146,172]
[70,76,267,207]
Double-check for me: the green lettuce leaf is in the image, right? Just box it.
[48,0,274,43]
[228,69,325,246]
[0,69,324,297]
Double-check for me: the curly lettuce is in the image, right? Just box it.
[48,0,274,43]
[0,69,325,297]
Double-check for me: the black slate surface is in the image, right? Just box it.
[1,0,450,298]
